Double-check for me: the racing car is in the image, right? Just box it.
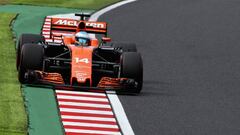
[16,13,143,94]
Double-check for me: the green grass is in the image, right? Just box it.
[0,0,120,10]
[0,13,27,135]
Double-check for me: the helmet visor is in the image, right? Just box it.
[77,38,88,44]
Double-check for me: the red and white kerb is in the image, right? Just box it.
[55,90,122,135]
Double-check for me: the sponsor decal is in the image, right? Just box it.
[54,19,105,28]
[86,22,105,28]
[75,58,89,64]
[54,19,78,26]
[76,72,87,81]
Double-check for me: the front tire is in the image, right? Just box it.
[16,34,44,70]
[18,44,44,83]
[120,52,143,93]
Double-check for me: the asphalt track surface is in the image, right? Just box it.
[99,0,240,135]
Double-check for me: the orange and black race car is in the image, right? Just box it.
[16,13,143,94]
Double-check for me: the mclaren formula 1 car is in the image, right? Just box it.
[16,13,143,94]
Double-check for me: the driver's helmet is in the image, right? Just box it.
[75,31,90,46]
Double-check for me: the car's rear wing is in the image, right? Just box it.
[41,14,108,43]
[51,18,107,34]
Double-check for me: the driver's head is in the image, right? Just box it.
[75,31,90,46]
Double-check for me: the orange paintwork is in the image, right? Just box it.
[40,17,135,89]
[34,71,64,84]
[68,45,94,86]
[63,36,75,45]
[90,39,99,47]
[63,35,98,86]
[98,77,126,88]
[49,18,109,86]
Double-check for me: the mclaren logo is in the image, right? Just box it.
[86,22,105,28]
[54,20,77,26]
[54,19,105,28]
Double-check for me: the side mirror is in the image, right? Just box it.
[102,37,111,42]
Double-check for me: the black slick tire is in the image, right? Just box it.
[16,34,44,69]
[120,52,143,93]
[18,44,44,83]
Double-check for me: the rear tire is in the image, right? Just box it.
[120,52,143,93]
[112,43,137,52]
[18,44,44,83]
[16,34,44,70]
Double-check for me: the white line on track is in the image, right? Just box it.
[89,0,137,22]
[89,1,137,135]
[107,93,135,135]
